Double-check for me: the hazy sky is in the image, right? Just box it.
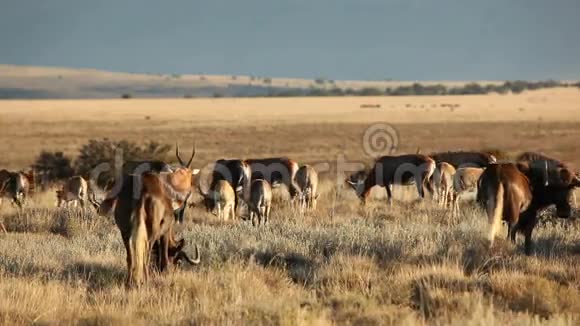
[1,0,579,80]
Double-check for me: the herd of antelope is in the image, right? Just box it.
[1,145,579,287]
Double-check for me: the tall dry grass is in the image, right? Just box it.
[0,181,578,325]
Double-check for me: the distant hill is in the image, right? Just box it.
[0,64,510,99]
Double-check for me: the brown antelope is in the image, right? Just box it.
[346,154,436,204]
[516,152,578,208]
[245,179,272,226]
[451,167,484,214]
[295,164,319,211]
[56,176,88,208]
[478,162,579,255]
[0,169,32,208]
[106,143,200,286]
[432,162,456,207]
[198,179,236,221]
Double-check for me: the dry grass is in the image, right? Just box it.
[1,90,580,324]
[0,184,579,325]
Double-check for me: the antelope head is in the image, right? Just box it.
[345,170,367,198]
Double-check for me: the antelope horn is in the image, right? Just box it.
[176,245,201,265]
[176,142,196,168]
[186,143,196,169]
[88,191,100,208]
[176,142,185,167]
[197,177,208,197]
[544,160,549,186]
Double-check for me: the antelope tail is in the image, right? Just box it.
[487,182,504,247]
[129,198,149,286]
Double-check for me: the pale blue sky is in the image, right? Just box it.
[1,0,579,80]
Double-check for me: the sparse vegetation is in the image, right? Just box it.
[74,138,171,184]
[0,92,579,324]
[32,151,74,186]
[0,184,578,324]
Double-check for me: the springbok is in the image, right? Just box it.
[451,167,484,214]
[56,176,88,208]
[206,159,251,215]
[432,162,456,207]
[244,179,272,226]
[198,179,236,221]
[0,169,32,208]
[295,164,319,211]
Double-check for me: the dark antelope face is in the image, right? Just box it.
[169,239,201,266]
[544,166,579,218]
[345,170,367,197]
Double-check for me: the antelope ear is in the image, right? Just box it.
[192,169,200,175]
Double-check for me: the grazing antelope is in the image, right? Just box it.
[429,151,497,169]
[56,176,88,208]
[451,167,484,214]
[198,179,236,221]
[245,179,272,226]
[432,162,456,207]
[478,162,579,255]
[107,143,200,286]
[516,152,578,208]
[295,164,319,211]
[346,154,436,204]
[206,159,251,215]
[0,169,32,208]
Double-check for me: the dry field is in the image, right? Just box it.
[0,88,579,324]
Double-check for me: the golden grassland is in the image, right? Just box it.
[0,88,579,324]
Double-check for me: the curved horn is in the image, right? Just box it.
[197,176,208,197]
[186,143,196,169]
[177,245,201,265]
[176,142,196,168]
[176,142,185,167]
[544,160,549,186]
[88,191,100,208]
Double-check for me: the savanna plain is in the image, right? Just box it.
[0,88,579,325]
